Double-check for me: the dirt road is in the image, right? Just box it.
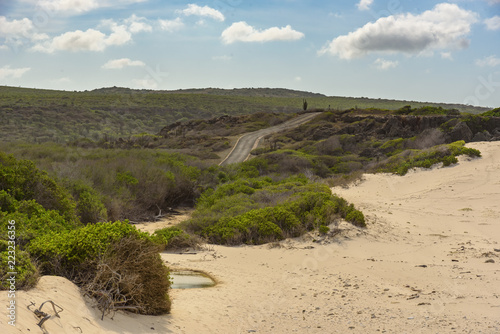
[219,112,321,166]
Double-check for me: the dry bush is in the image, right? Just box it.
[81,236,171,318]
[316,135,342,155]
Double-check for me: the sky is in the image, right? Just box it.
[0,0,499,107]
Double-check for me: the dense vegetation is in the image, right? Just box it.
[180,174,365,245]
[0,86,487,143]
[0,153,171,315]
[0,144,204,221]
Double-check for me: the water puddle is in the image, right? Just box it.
[171,270,215,289]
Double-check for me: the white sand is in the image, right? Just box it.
[2,141,499,333]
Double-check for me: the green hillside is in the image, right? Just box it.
[0,86,489,143]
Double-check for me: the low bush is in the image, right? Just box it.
[28,221,148,265]
[378,141,481,175]
[0,246,39,290]
[0,198,79,247]
[81,236,171,317]
[319,225,330,235]
[28,221,171,315]
[152,226,201,250]
[186,176,366,245]
[69,181,108,224]
[0,152,78,223]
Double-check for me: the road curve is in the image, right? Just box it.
[219,112,322,166]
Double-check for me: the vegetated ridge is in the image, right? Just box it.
[0,85,489,143]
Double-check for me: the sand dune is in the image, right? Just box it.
[2,141,499,333]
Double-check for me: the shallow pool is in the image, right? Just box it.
[170,270,215,289]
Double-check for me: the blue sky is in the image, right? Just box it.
[1,0,499,107]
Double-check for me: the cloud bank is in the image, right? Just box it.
[319,3,478,59]
[102,58,145,69]
[179,4,225,22]
[221,21,304,44]
[0,66,31,79]
[31,15,150,53]
[0,16,49,41]
[476,55,500,67]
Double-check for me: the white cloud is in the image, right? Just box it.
[159,18,184,32]
[32,15,152,53]
[294,76,302,82]
[441,52,453,60]
[221,21,304,44]
[179,4,225,22]
[37,0,98,13]
[357,0,373,11]
[475,55,500,67]
[32,29,107,52]
[102,58,145,69]
[104,24,132,46]
[125,15,153,33]
[373,58,398,70]
[0,66,31,79]
[484,15,500,30]
[0,16,49,41]
[319,3,478,59]
[0,45,9,50]
[34,0,147,14]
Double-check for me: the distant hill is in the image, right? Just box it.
[91,86,326,98]
[0,85,492,143]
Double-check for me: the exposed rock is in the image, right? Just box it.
[471,131,491,142]
[449,122,473,142]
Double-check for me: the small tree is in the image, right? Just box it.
[303,99,308,111]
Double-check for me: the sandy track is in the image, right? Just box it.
[219,112,321,166]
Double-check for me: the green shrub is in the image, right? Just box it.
[0,190,18,213]
[190,176,366,245]
[152,226,200,250]
[69,181,107,224]
[0,152,78,223]
[481,107,500,117]
[0,248,39,290]
[378,141,481,175]
[319,225,330,235]
[201,208,285,245]
[27,221,172,315]
[442,155,458,167]
[345,209,366,227]
[28,221,149,265]
[0,201,79,247]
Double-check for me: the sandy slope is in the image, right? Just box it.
[2,142,499,334]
